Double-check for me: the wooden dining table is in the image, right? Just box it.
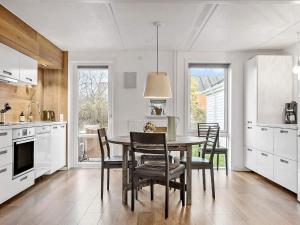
[108,135,206,205]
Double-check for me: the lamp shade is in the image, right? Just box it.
[144,72,172,99]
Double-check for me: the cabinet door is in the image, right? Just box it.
[0,164,13,204]
[0,43,20,80]
[244,147,256,171]
[58,124,66,169]
[50,125,60,173]
[245,125,256,149]
[274,156,297,193]
[0,129,12,149]
[19,53,38,85]
[11,171,34,196]
[274,128,297,161]
[256,126,273,154]
[245,57,257,125]
[256,150,273,181]
[0,147,12,167]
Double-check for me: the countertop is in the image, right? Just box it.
[256,123,298,130]
[0,121,67,129]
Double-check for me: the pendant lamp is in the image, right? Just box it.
[144,22,172,99]
[292,32,300,79]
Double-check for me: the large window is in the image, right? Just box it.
[188,64,228,133]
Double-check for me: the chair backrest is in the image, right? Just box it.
[97,128,110,161]
[202,126,220,164]
[130,132,169,176]
[198,123,220,146]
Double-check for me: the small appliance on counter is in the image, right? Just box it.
[42,110,55,121]
[285,101,297,124]
[0,103,11,124]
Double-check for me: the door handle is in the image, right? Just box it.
[0,168,7,173]
[280,159,289,164]
[261,153,268,157]
[280,130,288,134]
[3,70,12,76]
[0,132,8,136]
[0,150,8,155]
[25,77,32,82]
[20,176,28,181]
[247,127,252,129]
[247,121,252,124]
[261,128,268,131]
[247,148,253,152]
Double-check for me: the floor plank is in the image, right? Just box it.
[0,169,299,225]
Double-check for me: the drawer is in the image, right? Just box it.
[256,126,273,154]
[244,147,256,171]
[274,128,297,161]
[12,171,34,196]
[0,146,12,167]
[36,126,51,134]
[0,129,12,149]
[245,125,256,149]
[256,150,273,181]
[0,164,13,204]
[274,155,297,193]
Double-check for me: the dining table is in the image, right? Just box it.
[108,135,206,205]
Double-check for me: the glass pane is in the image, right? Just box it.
[77,67,109,163]
[189,66,226,132]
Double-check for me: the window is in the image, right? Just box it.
[188,64,228,133]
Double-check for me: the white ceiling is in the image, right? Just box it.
[2,0,300,52]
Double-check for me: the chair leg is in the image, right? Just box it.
[217,154,219,170]
[225,152,228,176]
[165,181,169,219]
[180,173,185,206]
[131,176,135,211]
[210,167,215,199]
[107,168,110,190]
[101,166,104,200]
[150,179,154,201]
[202,169,206,191]
[136,180,138,200]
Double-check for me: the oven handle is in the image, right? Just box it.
[14,138,36,145]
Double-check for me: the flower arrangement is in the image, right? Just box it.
[143,121,156,133]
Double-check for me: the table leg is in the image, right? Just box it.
[186,145,192,205]
[122,145,128,205]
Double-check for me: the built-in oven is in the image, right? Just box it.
[12,127,35,179]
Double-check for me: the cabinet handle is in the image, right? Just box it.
[247,121,252,124]
[0,132,8,136]
[261,153,268,157]
[261,128,268,131]
[0,168,7,173]
[0,150,7,155]
[280,130,288,134]
[280,159,289,164]
[3,70,12,76]
[61,125,65,128]
[20,176,28,181]
[53,126,58,129]
[25,77,32,82]
[247,148,253,152]
[247,127,252,129]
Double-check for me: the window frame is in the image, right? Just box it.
[184,62,229,137]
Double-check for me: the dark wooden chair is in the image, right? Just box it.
[129,132,185,219]
[181,126,220,199]
[98,128,123,200]
[198,123,228,176]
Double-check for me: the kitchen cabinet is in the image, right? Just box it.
[256,150,273,181]
[245,55,293,124]
[0,146,12,166]
[256,126,273,154]
[11,171,34,196]
[274,155,297,192]
[0,43,20,81]
[19,52,38,85]
[274,128,297,161]
[0,164,13,204]
[245,125,256,149]
[244,147,256,172]
[0,129,12,149]
[49,124,66,174]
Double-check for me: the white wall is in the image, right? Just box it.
[69,49,281,170]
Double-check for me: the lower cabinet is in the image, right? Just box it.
[0,164,13,204]
[11,171,35,196]
[256,150,273,180]
[244,147,257,172]
[274,155,297,192]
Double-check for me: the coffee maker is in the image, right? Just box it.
[285,101,297,124]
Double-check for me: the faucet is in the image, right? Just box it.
[27,101,41,122]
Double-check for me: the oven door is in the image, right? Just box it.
[13,137,35,179]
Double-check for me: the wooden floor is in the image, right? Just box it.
[0,169,299,225]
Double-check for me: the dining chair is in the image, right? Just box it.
[129,132,185,219]
[198,123,228,176]
[181,125,220,199]
[98,128,124,200]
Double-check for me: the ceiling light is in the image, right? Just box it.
[144,22,172,99]
[292,32,300,80]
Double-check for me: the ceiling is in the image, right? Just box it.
[2,0,300,52]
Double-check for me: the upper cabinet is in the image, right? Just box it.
[19,53,38,85]
[245,55,293,124]
[0,43,20,81]
[0,43,37,85]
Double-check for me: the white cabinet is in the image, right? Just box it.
[244,147,257,172]
[274,128,297,161]
[0,129,12,149]
[245,125,256,149]
[245,57,257,125]
[274,156,297,193]
[49,124,66,174]
[256,150,273,180]
[0,43,20,81]
[0,147,12,166]
[11,171,34,196]
[19,53,38,85]
[0,164,13,204]
[256,126,273,154]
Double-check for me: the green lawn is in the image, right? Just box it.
[192,145,225,167]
